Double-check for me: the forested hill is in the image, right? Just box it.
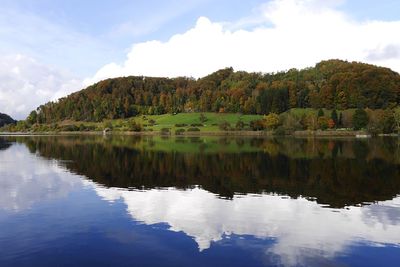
[0,113,16,127]
[29,59,400,123]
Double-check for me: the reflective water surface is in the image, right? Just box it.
[0,136,399,267]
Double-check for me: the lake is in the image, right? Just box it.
[0,135,399,267]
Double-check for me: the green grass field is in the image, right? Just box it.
[110,112,264,132]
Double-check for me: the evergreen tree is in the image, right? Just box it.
[331,109,338,128]
[338,112,343,128]
[353,108,369,130]
[317,108,324,118]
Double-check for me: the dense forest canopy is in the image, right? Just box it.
[29,60,400,123]
[0,113,16,127]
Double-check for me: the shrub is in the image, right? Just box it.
[148,119,156,126]
[187,127,200,132]
[273,126,286,136]
[62,125,79,131]
[235,120,245,130]
[175,123,187,127]
[250,119,265,131]
[199,113,208,123]
[103,121,113,130]
[127,120,143,132]
[219,121,231,131]
[160,128,171,134]
[317,116,329,130]
[175,128,186,135]
[190,123,204,127]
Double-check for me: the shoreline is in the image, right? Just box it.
[1,130,396,137]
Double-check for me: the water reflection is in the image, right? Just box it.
[94,186,400,266]
[8,135,400,207]
[0,143,83,211]
[0,136,399,267]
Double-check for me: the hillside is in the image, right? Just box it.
[0,113,16,127]
[27,59,400,124]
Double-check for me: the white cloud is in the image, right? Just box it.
[94,186,400,266]
[0,144,83,211]
[85,0,400,85]
[0,54,82,120]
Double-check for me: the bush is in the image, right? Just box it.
[235,120,245,130]
[219,121,231,131]
[175,128,186,135]
[160,128,170,134]
[187,127,200,132]
[62,125,79,131]
[273,126,286,136]
[250,119,265,131]
[199,113,207,123]
[127,120,143,132]
[148,119,156,126]
[317,116,329,130]
[190,123,204,127]
[103,121,113,130]
[175,123,187,127]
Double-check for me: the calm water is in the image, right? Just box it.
[0,135,399,267]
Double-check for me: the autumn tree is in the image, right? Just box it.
[264,113,280,130]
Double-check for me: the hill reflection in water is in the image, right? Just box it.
[9,135,400,208]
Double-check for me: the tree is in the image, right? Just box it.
[27,111,38,125]
[317,116,329,130]
[338,112,343,128]
[381,110,395,134]
[317,108,324,117]
[394,109,400,133]
[331,109,338,127]
[352,108,369,130]
[264,113,280,130]
[306,114,318,130]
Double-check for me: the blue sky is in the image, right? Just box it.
[1,0,400,119]
[1,0,400,76]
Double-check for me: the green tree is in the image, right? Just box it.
[27,110,38,125]
[381,111,395,134]
[353,108,369,130]
[317,108,324,117]
[394,109,400,133]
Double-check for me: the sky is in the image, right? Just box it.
[1,0,400,119]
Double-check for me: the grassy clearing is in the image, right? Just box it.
[119,112,263,132]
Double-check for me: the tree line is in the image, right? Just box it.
[27,59,400,124]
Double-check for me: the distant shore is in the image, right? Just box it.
[1,129,392,137]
